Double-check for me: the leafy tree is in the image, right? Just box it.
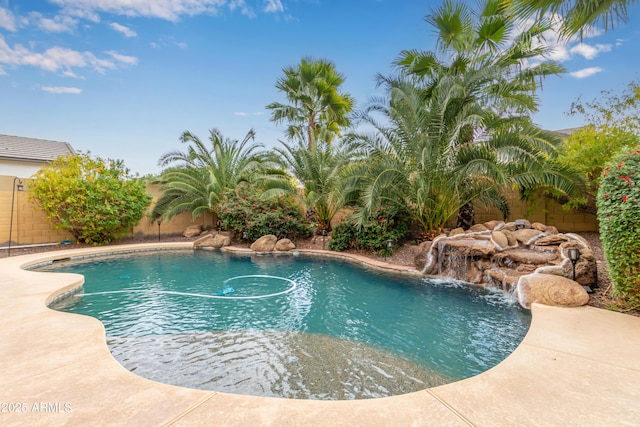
[29,153,151,245]
[597,148,640,309]
[559,81,640,213]
[152,128,269,221]
[264,132,354,233]
[266,57,354,150]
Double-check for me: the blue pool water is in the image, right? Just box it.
[43,250,531,400]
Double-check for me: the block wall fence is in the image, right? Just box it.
[0,176,213,247]
[0,175,597,248]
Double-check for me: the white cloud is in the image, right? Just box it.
[569,43,612,60]
[41,86,83,94]
[33,13,78,33]
[0,7,16,31]
[106,50,138,65]
[0,66,7,76]
[233,112,247,116]
[0,35,132,76]
[110,22,137,37]
[263,0,284,13]
[569,67,603,79]
[50,0,229,22]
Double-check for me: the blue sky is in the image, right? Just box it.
[1,0,639,176]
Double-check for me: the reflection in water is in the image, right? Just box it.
[108,330,449,400]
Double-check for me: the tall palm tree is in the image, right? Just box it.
[505,0,638,39]
[152,128,267,221]
[266,57,354,150]
[264,132,354,233]
[394,0,573,228]
[344,75,581,238]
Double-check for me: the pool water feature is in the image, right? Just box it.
[43,250,531,400]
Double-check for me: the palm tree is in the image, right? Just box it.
[266,57,354,150]
[393,0,574,228]
[506,0,638,39]
[152,128,267,221]
[344,75,581,238]
[263,132,354,233]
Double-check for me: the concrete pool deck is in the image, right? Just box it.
[1,243,639,426]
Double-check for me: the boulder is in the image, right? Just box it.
[483,220,504,231]
[414,250,429,270]
[250,234,278,252]
[212,233,231,248]
[193,234,215,248]
[512,228,544,245]
[502,222,517,232]
[183,225,202,238]
[484,268,529,292]
[494,248,557,266]
[562,248,597,286]
[441,239,496,257]
[501,229,517,247]
[545,225,559,235]
[535,235,569,246]
[531,222,547,232]
[491,230,509,250]
[517,273,589,309]
[449,227,464,237]
[468,224,489,233]
[275,238,296,251]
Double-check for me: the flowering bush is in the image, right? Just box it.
[597,148,640,308]
[217,187,313,241]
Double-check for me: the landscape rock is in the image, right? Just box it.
[449,228,464,237]
[483,220,504,231]
[517,273,589,309]
[212,233,231,248]
[250,234,278,252]
[535,235,569,246]
[491,231,509,250]
[442,239,496,257]
[531,222,547,232]
[545,225,559,234]
[502,222,517,232]
[495,248,557,266]
[193,234,215,248]
[414,250,429,270]
[512,228,544,245]
[468,224,489,233]
[275,238,296,251]
[183,225,202,238]
[501,229,517,247]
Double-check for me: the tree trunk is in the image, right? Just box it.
[456,202,475,230]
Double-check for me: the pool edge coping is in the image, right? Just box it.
[1,242,639,426]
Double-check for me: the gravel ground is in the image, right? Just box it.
[3,231,637,316]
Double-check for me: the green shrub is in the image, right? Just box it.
[328,211,411,256]
[597,147,640,308]
[217,188,313,241]
[29,153,152,245]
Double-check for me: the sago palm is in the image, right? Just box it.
[152,128,267,221]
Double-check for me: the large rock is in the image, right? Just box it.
[183,225,202,238]
[501,229,517,247]
[250,234,278,252]
[441,239,496,257]
[535,235,569,246]
[494,248,557,267]
[484,268,529,292]
[483,220,504,231]
[212,233,231,248]
[562,248,597,286]
[275,238,296,251]
[194,233,230,249]
[531,222,547,232]
[491,230,509,250]
[414,250,429,270]
[512,228,544,245]
[449,227,464,237]
[517,273,589,308]
[193,234,215,248]
[468,224,489,233]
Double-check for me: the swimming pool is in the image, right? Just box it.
[42,250,531,400]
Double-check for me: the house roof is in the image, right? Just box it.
[0,134,76,163]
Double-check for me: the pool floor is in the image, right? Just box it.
[1,243,639,426]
